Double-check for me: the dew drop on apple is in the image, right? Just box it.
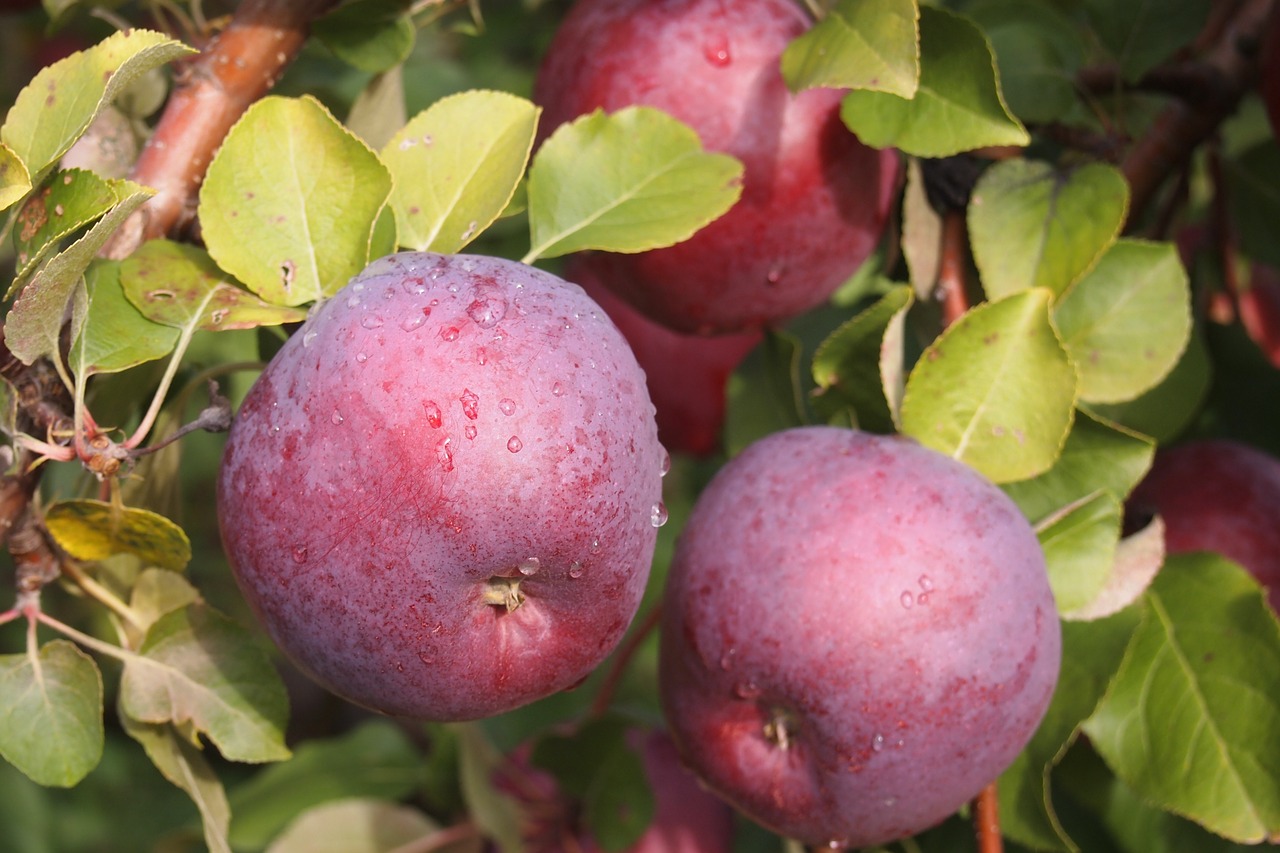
[871,733,885,752]
[899,590,915,609]
[719,648,737,670]
[355,352,369,364]
[361,314,384,330]
[466,293,507,327]
[552,381,566,397]
[499,398,516,416]
[702,33,731,67]
[400,312,427,332]
[826,839,849,850]
[440,326,460,342]
[330,410,344,425]
[651,501,669,528]
[460,389,479,420]
[734,681,761,700]
[519,557,541,576]
[436,436,454,472]
[590,537,602,554]
[464,425,477,440]
[659,448,672,477]
[290,545,308,564]
[302,330,318,347]
[346,294,362,308]
[424,401,442,429]
[568,561,584,579]
[507,435,524,453]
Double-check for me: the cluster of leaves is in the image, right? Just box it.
[0,0,1276,851]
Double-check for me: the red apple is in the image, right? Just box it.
[217,252,666,721]
[659,427,1060,848]
[1238,263,1280,368]
[534,0,898,335]
[1130,439,1280,612]
[566,256,761,456]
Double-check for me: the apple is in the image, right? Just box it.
[1130,439,1280,612]
[1238,263,1280,368]
[497,728,735,852]
[565,256,761,456]
[217,252,666,721]
[659,426,1061,848]
[534,0,898,336]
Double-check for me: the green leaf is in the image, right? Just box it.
[1083,0,1211,82]
[1227,142,1280,269]
[0,640,104,787]
[1064,516,1166,622]
[811,284,914,433]
[69,260,180,376]
[970,159,1129,301]
[120,715,232,853]
[525,106,744,262]
[4,184,152,365]
[313,0,415,74]
[899,289,1077,483]
[267,798,438,853]
[381,90,538,254]
[725,329,806,457]
[347,66,407,151]
[228,720,425,851]
[838,6,1028,157]
[1053,239,1191,404]
[968,1,1087,125]
[120,240,308,331]
[0,29,194,181]
[780,0,919,97]
[454,723,524,853]
[119,604,291,764]
[199,95,392,306]
[130,568,201,634]
[44,499,191,571]
[1037,490,1121,615]
[999,608,1141,852]
[1083,554,1280,843]
[0,143,31,211]
[12,169,120,283]
[584,739,654,852]
[1002,409,1154,525]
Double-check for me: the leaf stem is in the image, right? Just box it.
[35,610,144,667]
[122,314,203,450]
[974,782,1003,853]
[937,209,971,328]
[0,608,18,627]
[59,560,148,636]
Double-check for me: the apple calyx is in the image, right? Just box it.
[763,707,797,751]
[484,576,526,613]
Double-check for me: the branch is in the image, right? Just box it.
[102,0,341,259]
[974,782,1003,853]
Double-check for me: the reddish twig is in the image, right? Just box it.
[937,210,972,328]
[974,782,1003,853]
[102,0,340,259]
[589,604,662,717]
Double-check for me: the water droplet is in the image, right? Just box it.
[766,266,783,285]
[917,593,930,606]
[919,574,934,591]
[499,398,516,416]
[330,410,344,425]
[507,435,523,453]
[346,295,362,308]
[871,733,885,752]
[361,314,384,329]
[466,293,508,327]
[464,425,477,440]
[518,557,541,576]
[435,436,454,472]
[734,681,762,700]
[899,591,915,609]
[659,448,671,477]
[702,33,731,66]
[568,561,584,579]
[418,651,435,665]
[440,326,460,342]
[302,330,318,347]
[424,401,442,429]
[719,648,737,670]
[551,381,566,397]
[290,545,308,564]
[651,502,669,528]
[401,312,427,332]
[401,277,427,295]
[355,352,369,364]
[460,389,479,420]
[826,839,849,850]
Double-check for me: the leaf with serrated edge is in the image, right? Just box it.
[0,640,104,787]
[45,499,191,571]
[121,604,290,764]
[121,240,307,330]
[1064,516,1165,622]
[5,186,152,365]
[268,798,438,853]
[811,285,913,433]
[120,714,232,853]
[525,106,743,262]
[382,90,538,254]
[1037,490,1121,614]
[1054,239,1191,404]
[69,260,180,376]
[0,143,32,211]
[970,159,1129,300]
[1083,554,1280,843]
[13,169,120,282]
[1,30,194,181]
[839,6,1028,157]
[781,0,919,97]
[900,289,1077,483]
[199,95,391,306]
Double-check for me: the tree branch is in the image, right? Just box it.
[102,0,340,259]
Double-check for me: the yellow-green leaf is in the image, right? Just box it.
[45,499,191,571]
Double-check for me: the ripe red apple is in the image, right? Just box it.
[1238,263,1280,368]
[534,0,898,335]
[1130,439,1280,612]
[217,252,666,721]
[566,256,761,456]
[659,427,1061,848]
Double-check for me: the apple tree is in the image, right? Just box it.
[0,0,1278,851]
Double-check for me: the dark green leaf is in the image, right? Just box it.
[314,0,415,74]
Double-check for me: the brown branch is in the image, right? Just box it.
[102,0,341,259]
[974,782,1003,853]
[937,210,971,328]
[1121,0,1274,226]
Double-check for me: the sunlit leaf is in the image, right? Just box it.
[781,0,919,97]
[0,641,103,787]
[45,499,191,571]
[1064,516,1166,622]
[12,169,119,283]
[0,143,31,211]
[69,260,180,376]
[1037,490,1121,614]
[267,798,439,853]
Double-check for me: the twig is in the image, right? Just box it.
[589,604,661,717]
[937,210,971,328]
[974,782,1003,853]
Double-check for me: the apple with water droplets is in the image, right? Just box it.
[659,427,1060,848]
[217,252,667,721]
[534,0,898,335]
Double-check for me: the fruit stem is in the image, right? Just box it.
[973,781,1003,853]
[937,210,971,328]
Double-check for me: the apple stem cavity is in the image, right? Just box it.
[764,707,797,752]
[483,576,526,613]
